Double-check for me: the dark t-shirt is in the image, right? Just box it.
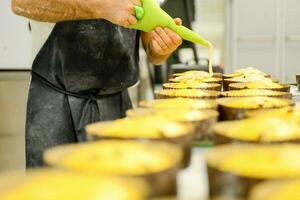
[32,19,140,95]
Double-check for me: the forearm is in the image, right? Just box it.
[12,0,97,22]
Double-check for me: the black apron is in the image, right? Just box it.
[26,19,140,167]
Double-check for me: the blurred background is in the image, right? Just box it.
[0,0,300,172]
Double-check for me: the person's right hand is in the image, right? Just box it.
[94,0,142,27]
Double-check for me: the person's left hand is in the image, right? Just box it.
[148,18,183,56]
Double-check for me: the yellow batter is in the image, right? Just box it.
[86,116,191,139]
[218,97,293,109]
[173,70,211,78]
[225,67,268,78]
[250,180,300,200]
[240,81,283,89]
[229,74,273,82]
[139,98,217,110]
[207,144,300,179]
[44,140,182,176]
[0,170,148,200]
[163,82,219,90]
[214,112,300,142]
[156,89,220,98]
[171,76,220,83]
[222,89,287,98]
[126,108,218,122]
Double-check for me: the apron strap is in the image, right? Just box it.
[31,71,106,100]
[32,71,102,141]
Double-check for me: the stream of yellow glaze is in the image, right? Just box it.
[208,43,213,76]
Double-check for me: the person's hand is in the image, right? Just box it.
[94,0,142,27]
[148,18,183,56]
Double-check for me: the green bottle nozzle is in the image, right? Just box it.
[169,24,212,47]
[130,0,212,47]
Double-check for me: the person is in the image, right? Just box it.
[12,0,183,167]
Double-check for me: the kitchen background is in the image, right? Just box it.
[0,0,300,172]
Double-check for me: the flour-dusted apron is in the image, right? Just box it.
[26,19,140,167]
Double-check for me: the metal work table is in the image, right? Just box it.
[177,85,300,200]
[291,85,300,106]
[177,147,210,200]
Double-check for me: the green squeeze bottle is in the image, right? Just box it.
[130,0,214,75]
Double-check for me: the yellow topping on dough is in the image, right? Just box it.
[253,107,300,119]
[139,98,217,110]
[86,117,191,138]
[163,82,214,89]
[244,81,283,89]
[207,144,300,179]
[173,70,211,77]
[219,97,292,109]
[214,112,300,142]
[222,89,286,97]
[250,180,300,200]
[225,67,267,78]
[229,74,272,82]
[127,109,218,122]
[0,171,147,200]
[156,89,219,98]
[172,76,220,83]
[45,141,182,176]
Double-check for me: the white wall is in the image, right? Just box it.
[0,72,30,172]
[225,0,300,83]
[0,0,31,69]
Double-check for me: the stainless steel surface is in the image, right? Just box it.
[178,86,299,200]
[291,85,300,106]
[177,148,210,200]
